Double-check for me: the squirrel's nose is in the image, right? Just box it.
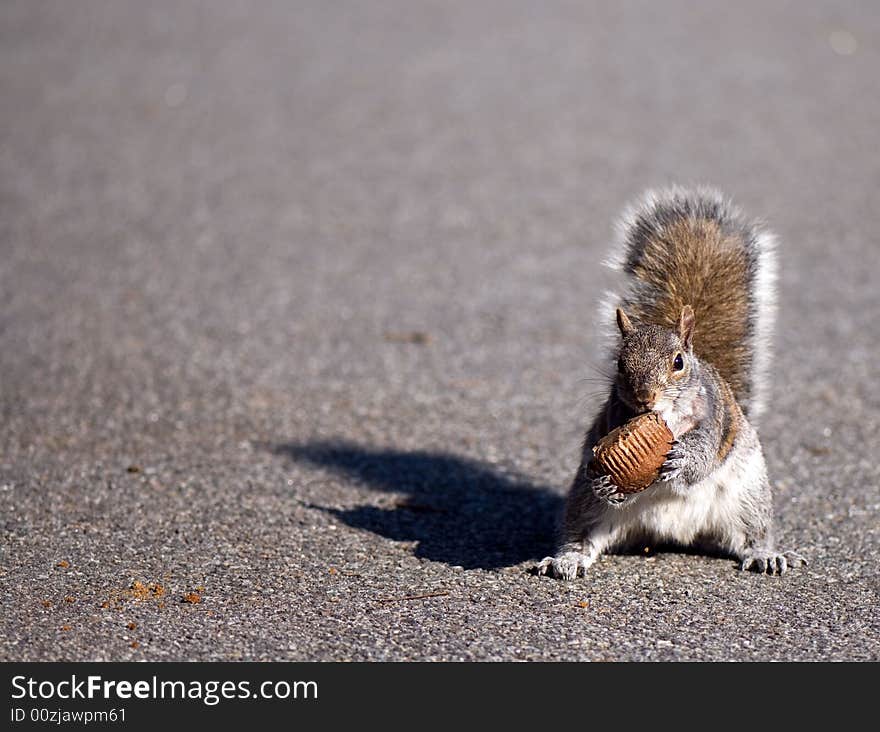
[635,389,661,409]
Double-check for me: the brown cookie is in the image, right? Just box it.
[591,412,674,493]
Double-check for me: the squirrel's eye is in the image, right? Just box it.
[673,353,684,371]
[617,358,624,372]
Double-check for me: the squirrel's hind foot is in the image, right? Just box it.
[535,551,595,581]
[740,549,807,576]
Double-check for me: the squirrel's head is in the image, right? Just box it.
[614,305,696,413]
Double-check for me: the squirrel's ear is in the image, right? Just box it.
[679,305,695,348]
[616,307,634,336]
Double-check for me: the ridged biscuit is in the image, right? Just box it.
[591,413,673,493]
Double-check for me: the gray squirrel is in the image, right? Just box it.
[537,187,805,580]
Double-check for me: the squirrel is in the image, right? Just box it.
[536,186,805,580]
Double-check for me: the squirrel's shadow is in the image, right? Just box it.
[269,441,562,570]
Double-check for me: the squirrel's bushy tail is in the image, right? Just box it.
[605,186,777,423]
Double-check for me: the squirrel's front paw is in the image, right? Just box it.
[535,551,594,581]
[658,441,686,484]
[591,474,628,506]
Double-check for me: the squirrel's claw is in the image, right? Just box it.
[592,474,628,506]
[658,440,686,483]
[783,550,808,566]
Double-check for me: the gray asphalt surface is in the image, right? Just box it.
[2,1,879,661]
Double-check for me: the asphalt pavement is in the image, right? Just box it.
[1,1,878,661]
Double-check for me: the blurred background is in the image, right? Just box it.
[2,1,878,661]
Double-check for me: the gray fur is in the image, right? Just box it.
[535,188,802,580]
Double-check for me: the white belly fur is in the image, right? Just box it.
[604,438,765,551]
